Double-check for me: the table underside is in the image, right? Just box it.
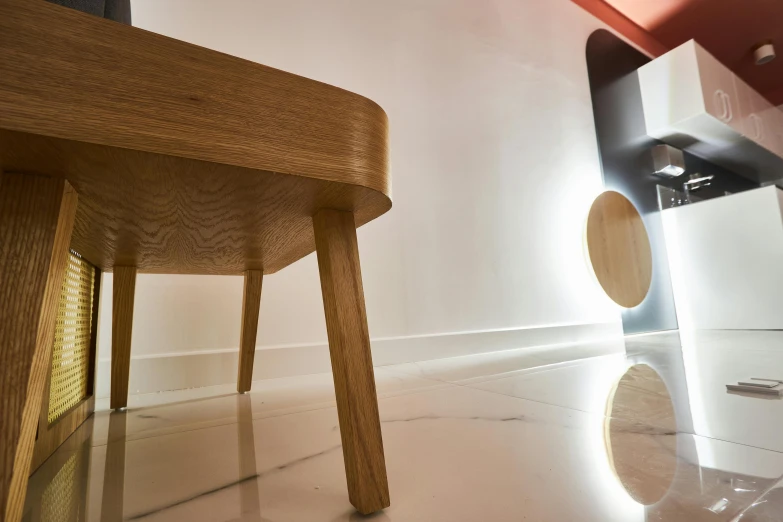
[0,130,391,275]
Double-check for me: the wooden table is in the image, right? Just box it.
[0,0,391,518]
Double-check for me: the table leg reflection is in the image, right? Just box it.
[100,411,128,522]
[236,394,261,518]
[95,399,261,522]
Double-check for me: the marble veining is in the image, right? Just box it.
[126,474,263,521]
[23,330,783,521]
[381,414,528,424]
[126,444,345,521]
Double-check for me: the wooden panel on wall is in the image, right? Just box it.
[586,191,653,308]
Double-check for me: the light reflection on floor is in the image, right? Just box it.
[24,330,783,521]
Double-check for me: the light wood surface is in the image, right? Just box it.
[0,132,391,275]
[0,172,78,522]
[313,209,390,514]
[605,364,676,505]
[237,271,264,393]
[111,267,137,410]
[0,0,395,513]
[0,0,391,275]
[586,191,653,308]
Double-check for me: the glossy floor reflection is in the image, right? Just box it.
[24,330,783,521]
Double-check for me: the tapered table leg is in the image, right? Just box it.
[111,266,137,410]
[313,209,390,515]
[0,171,78,522]
[237,270,263,393]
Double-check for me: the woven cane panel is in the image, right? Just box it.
[47,251,95,424]
[40,452,80,522]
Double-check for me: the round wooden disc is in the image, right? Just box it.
[586,191,652,308]
[605,365,677,505]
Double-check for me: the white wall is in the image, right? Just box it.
[97,0,623,396]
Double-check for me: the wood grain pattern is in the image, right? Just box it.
[0,0,392,276]
[237,271,263,393]
[0,0,389,194]
[0,132,391,275]
[313,209,390,514]
[586,191,653,308]
[111,267,137,410]
[29,397,95,474]
[0,172,78,522]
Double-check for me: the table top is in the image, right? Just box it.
[0,0,391,275]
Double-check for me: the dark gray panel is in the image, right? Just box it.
[45,0,131,24]
[585,30,757,334]
[104,0,131,25]
[45,0,105,17]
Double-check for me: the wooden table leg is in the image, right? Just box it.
[237,270,263,393]
[111,266,137,410]
[0,171,78,522]
[313,209,390,515]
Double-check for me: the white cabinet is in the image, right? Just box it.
[638,40,783,183]
[694,43,745,136]
[766,104,783,157]
[639,41,742,148]
[736,77,777,153]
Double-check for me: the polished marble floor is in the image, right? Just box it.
[24,330,783,521]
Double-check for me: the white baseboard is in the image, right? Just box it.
[95,322,623,398]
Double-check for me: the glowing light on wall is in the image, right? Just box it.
[587,358,646,519]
